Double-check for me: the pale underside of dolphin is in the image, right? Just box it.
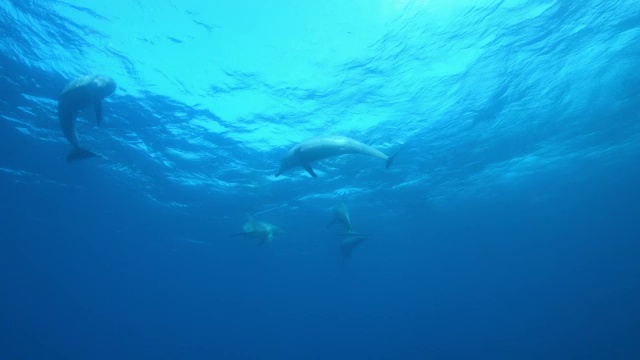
[276,135,399,177]
[231,217,283,246]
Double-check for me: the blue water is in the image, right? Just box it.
[1,1,640,359]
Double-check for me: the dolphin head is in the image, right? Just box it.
[93,75,116,99]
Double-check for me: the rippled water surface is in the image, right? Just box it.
[1,1,639,359]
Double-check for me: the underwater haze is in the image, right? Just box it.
[1,0,640,359]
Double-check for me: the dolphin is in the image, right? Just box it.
[326,201,352,231]
[275,135,398,177]
[231,216,283,246]
[58,75,116,162]
[340,231,368,258]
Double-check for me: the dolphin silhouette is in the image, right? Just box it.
[58,75,116,162]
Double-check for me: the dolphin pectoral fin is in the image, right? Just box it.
[386,151,400,169]
[95,101,103,126]
[67,148,99,162]
[303,164,317,177]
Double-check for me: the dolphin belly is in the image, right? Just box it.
[298,136,387,163]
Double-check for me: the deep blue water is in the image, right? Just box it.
[1,1,640,359]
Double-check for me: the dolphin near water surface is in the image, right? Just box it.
[276,135,398,177]
[58,75,116,162]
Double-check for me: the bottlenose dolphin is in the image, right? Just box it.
[327,202,352,231]
[232,216,283,246]
[58,75,116,162]
[275,135,398,177]
[340,231,368,258]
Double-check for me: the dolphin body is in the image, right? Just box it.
[275,135,398,177]
[327,202,352,231]
[232,217,283,246]
[58,75,116,162]
[340,231,368,258]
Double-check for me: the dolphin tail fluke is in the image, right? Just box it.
[341,243,357,258]
[342,231,367,237]
[386,151,400,169]
[67,148,99,162]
